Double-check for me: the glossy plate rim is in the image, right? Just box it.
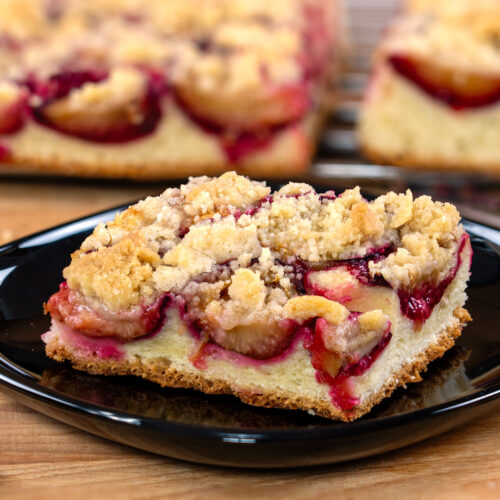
[0,203,499,467]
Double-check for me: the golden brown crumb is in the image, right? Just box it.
[65,233,161,311]
[182,171,270,217]
[64,173,464,314]
[284,295,349,324]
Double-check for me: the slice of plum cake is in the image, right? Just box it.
[43,172,472,421]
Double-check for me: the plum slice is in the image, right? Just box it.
[209,320,295,360]
[29,69,163,142]
[197,319,295,360]
[305,267,400,325]
[45,282,167,341]
[389,54,500,109]
[306,311,392,410]
[175,80,309,163]
[398,234,470,324]
[175,81,309,133]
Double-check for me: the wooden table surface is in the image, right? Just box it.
[1,177,500,500]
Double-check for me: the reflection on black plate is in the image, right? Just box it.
[0,198,499,468]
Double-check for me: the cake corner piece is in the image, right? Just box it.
[42,172,472,421]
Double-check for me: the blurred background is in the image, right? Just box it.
[1,0,499,247]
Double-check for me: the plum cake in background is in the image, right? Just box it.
[43,172,472,421]
[359,0,500,174]
[0,0,342,180]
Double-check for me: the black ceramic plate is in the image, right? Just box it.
[1,203,499,468]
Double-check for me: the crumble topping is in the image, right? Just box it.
[204,269,277,331]
[54,68,146,112]
[181,171,270,218]
[379,12,500,72]
[358,310,388,333]
[65,233,161,311]
[370,196,461,288]
[31,68,149,127]
[65,173,465,316]
[0,0,331,96]
[0,0,47,39]
[163,218,261,277]
[173,20,303,95]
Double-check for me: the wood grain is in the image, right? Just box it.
[0,395,499,500]
[1,179,500,500]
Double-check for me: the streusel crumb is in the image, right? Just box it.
[0,0,322,91]
[66,173,464,311]
[182,171,270,217]
[65,233,161,311]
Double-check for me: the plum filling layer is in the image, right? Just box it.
[389,54,500,110]
[47,235,467,343]
[184,309,392,411]
[47,235,467,344]
[189,321,308,371]
[47,301,391,411]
